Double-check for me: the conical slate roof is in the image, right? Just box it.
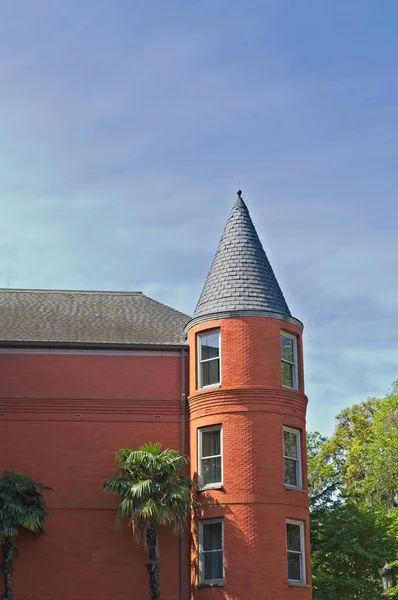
[193,193,291,319]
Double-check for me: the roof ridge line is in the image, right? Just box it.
[0,289,143,295]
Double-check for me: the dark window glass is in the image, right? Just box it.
[202,457,222,486]
[202,359,220,387]
[283,429,300,487]
[282,361,293,388]
[281,333,297,389]
[286,523,301,552]
[203,522,222,550]
[286,522,304,582]
[284,430,298,458]
[200,428,222,487]
[202,430,221,457]
[287,552,301,581]
[199,331,220,388]
[201,521,223,582]
[284,458,298,487]
[204,551,223,581]
[281,335,294,362]
[201,332,220,360]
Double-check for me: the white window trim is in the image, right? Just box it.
[198,425,223,490]
[286,519,306,584]
[198,518,225,586]
[283,426,302,489]
[281,331,298,390]
[197,329,221,390]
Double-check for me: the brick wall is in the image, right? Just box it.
[0,311,312,600]
[187,317,312,600]
[0,350,186,600]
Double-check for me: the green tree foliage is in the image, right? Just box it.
[307,431,340,508]
[323,382,398,506]
[0,471,49,600]
[321,398,377,495]
[361,383,398,506]
[103,442,192,600]
[311,497,398,599]
[308,383,398,599]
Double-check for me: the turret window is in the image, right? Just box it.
[197,330,220,388]
[199,519,224,585]
[286,520,306,583]
[281,332,298,389]
[283,427,302,488]
[198,425,223,489]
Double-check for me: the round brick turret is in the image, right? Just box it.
[186,194,312,599]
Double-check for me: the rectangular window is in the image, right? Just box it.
[197,330,221,388]
[286,520,306,583]
[283,427,302,488]
[281,332,298,389]
[199,519,224,584]
[198,426,222,489]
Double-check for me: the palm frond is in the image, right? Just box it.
[103,443,193,548]
[0,470,48,541]
[117,497,135,519]
[114,448,133,466]
[103,477,131,496]
[128,479,157,498]
[137,441,163,455]
[20,511,45,533]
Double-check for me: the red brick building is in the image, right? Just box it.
[0,193,311,600]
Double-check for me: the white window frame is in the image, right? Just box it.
[198,425,223,490]
[281,331,298,390]
[197,329,221,389]
[283,426,302,489]
[198,518,225,585]
[286,519,306,584]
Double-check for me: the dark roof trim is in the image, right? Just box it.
[185,309,303,333]
[0,340,188,351]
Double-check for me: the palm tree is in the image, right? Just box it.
[103,442,192,600]
[0,471,49,600]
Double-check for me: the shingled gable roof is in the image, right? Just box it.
[193,192,292,319]
[0,289,190,347]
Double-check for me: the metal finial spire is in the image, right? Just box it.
[237,189,242,199]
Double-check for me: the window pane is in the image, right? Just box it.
[286,523,302,552]
[201,332,220,360]
[281,335,294,363]
[202,358,220,386]
[282,361,293,388]
[284,458,298,487]
[204,550,223,581]
[202,457,222,485]
[202,430,221,457]
[287,551,302,581]
[203,522,222,551]
[284,430,298,459]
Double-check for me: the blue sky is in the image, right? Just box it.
[1,0,397,435]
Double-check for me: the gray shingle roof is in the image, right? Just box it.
[0,289,190,347]
[193,194,291,318]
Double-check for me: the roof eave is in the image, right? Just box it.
[185,309,303,333]
[0,340,188,351]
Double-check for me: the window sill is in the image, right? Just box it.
[198,484,224,493]
[285,485,306,493]
[197,383,221,391]
[282,384,299,391]
[197,581,224,588]
[288,581,310,588]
